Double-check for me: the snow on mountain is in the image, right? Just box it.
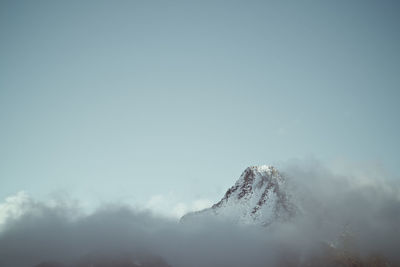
[181,165,296,226]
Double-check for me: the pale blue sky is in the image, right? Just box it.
[1,1,399,213]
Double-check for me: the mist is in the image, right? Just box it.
[1,162,399,267]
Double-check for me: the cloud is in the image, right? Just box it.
[0,161,399,267]
[145,193,212,219]
[0,191,31,230]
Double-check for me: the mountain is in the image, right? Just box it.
[181,165,296,226]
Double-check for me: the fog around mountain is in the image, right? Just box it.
[0,161,399,267]
[2,1,399,266]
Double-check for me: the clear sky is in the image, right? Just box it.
[1,1,399,216]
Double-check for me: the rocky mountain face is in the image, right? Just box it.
[181,165,296,226]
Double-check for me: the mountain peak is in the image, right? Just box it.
[181,165,296,226]
[247,165,276,172]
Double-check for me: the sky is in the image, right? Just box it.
[1,0,399,217]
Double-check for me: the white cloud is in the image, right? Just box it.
[144,193,213,219]
[192,199,213,211]
[0,191,31,230]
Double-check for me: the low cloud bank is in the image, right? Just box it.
[1,161,399,267]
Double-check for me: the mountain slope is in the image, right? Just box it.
[181,165,296,226]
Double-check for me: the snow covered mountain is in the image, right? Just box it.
[181,165,296,226]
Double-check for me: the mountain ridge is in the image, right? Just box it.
[181,165,296,226]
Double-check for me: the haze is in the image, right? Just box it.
[1,1,400,266]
